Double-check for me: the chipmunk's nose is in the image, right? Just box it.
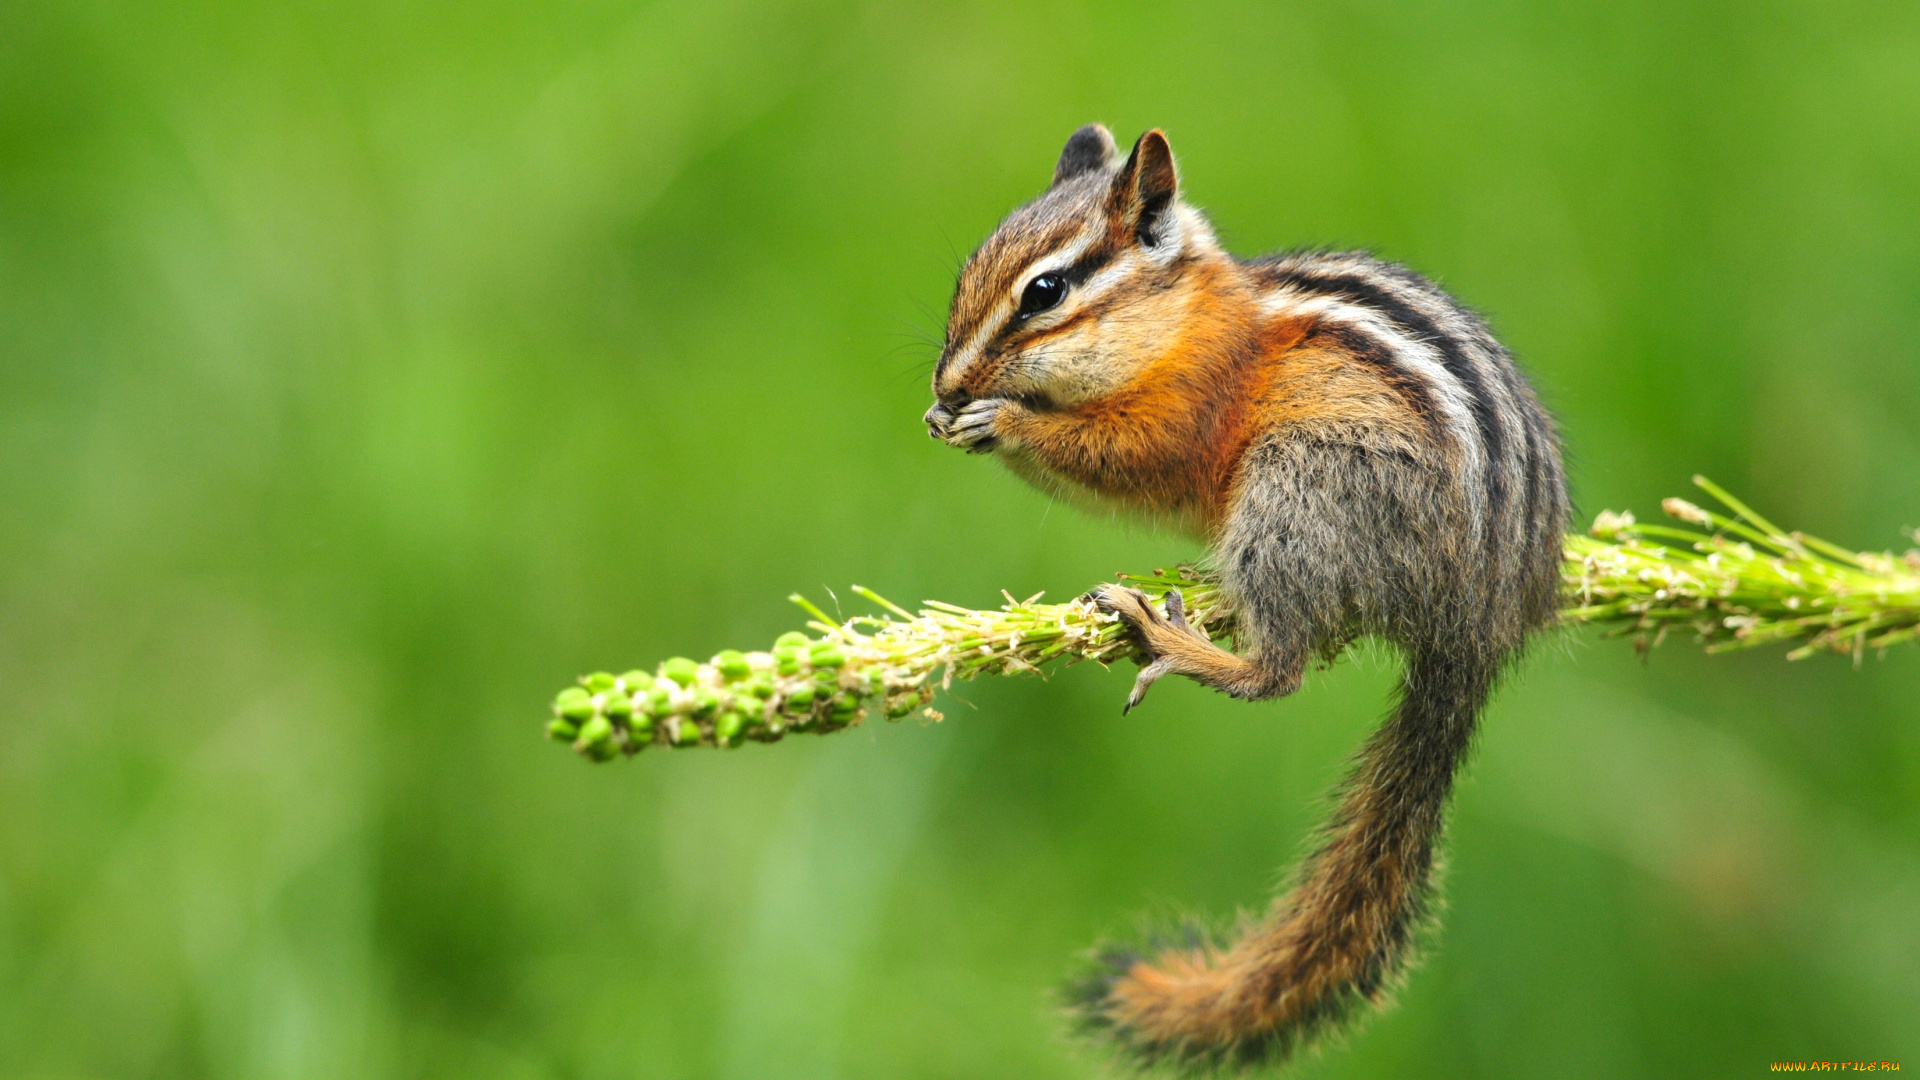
[924,402,957,437]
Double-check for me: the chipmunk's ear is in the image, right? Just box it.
[1053,124,1117,185]
[1112,129,1179,246]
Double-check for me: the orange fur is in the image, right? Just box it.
[998,286,1438,535]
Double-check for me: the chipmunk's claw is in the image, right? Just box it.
[1094,585,1198,713]
[938,398,1003,453]
[923,403,956,439]
[1123,658,1174,713]
[1090,584,1141,621]
[1093,584,1181,631]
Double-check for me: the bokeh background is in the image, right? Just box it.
[4,2,1919,1076]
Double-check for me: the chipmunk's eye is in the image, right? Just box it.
[1017,273,1068,320]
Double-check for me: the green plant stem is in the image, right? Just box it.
[547,478,1920,758]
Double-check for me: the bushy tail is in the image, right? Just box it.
[1068,648,1491,1072]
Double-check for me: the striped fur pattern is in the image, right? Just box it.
[927,126,1568,1072]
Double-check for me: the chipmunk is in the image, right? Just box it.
[924,125,1568,1071]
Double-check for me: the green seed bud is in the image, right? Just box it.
[831,692,861,720]
[647,684,674,714]
[601,691,633,719]
[671,717,703,746]
[555,687,595,721]
[619,669,654,693]
[575,713,614,753]
[884,696,918,719]
[714,710,746,747]
[584,671,617,693]
[585,737,619,762]
[662,657,700,687]
[746,675,776,699]
[689,687,718,717]
[774,631,811,650]
[809,644,847,669]
[627,713,656,743]
[775,649,801,675]
[784,686,816,712]
[714,650,752,682]
[547,717,580,741]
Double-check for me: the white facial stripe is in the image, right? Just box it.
[1263,289,1488,522]
[943,227,1101,390]
[945,317,999,385]
[1016,244,1153,332]
[1010,227,1098,299]
[1073,251,1139,306]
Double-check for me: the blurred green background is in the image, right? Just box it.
[4,1,1918,1077]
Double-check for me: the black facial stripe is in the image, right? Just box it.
[1266,267,1511,520]
[991,244,1117,344]
[1062,245,1115,287]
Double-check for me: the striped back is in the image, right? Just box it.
[1248,251,1568,636]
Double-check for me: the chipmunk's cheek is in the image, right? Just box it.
[1025,349,1116,408]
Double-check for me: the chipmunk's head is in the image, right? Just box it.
[926,125,1224,424]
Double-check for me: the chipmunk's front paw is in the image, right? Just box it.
[934,398,1011,453]
[1092,586,1205,713]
